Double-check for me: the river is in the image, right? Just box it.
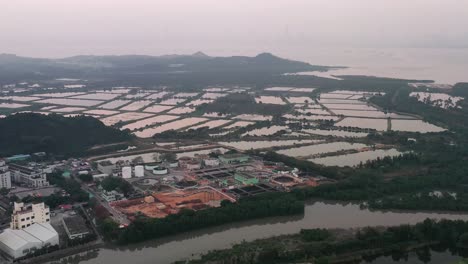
[48,201,468,264]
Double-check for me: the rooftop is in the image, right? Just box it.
[0,223,58,251]
[99,160,113,166]
[220,153,249,159]
[8,163,41,175]
[62,216,89,235]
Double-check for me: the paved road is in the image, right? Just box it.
[86,143,236,161]
[81,184,130,225]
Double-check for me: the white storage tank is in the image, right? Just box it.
[135,165,144,178]
[122,166,132,179]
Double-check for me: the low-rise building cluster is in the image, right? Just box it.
[91,151,326,222]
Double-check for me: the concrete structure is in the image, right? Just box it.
[5,154,31,162]
[0,223,58,259]
[219,154,250,164]
[273,166,294,174]
[0,159,11,189]
[11,202,50,230]
[134,165,144,178]
[203,158,220,167]
[101,190,124,202]
[168,161,179,168]
[144,196,155,203]
[178,156,192,168]
[97,161,115,175]
[144,162,161,171]
[61,216,90,240]
[9,164,49,188]
[92,173,108,179]
[152,167,168,175]
[234,173,259,185]
[271,175,302,187]
[122,166,132,179]
[185,161,201,170]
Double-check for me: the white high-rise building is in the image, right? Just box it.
[0,159,11,189]
[9,163,49,188]
[10,202,50,230]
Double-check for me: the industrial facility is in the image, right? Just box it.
[92,151,324,222]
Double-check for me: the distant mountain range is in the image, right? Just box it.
[0,52,330,83]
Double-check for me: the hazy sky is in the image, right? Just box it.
[1,0,468,58]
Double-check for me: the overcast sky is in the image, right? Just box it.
[1,0,468,58]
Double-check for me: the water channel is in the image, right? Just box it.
[49,201,468,264]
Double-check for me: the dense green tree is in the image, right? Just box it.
[0,113,131,157]
[115,192,304,243]
[100,176,133,196]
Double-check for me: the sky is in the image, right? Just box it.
[1,0,468,58]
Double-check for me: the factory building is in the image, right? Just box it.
[0,159,11,189]
[101,190,124,203]
[219,154,250,164]
[178,156,192,168]
[62,216,91,240]
[0,223,59,259]
[97,161,115,175]
[185,161,201,170]
[203,158,220,167]
[8,163,49,188]
[11,202,51,230]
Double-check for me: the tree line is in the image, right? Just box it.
[102,192,304,243]
[180,219,468,264]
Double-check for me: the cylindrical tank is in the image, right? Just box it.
[122,166,132,179]
[135,165,144,177]
[144,162,161,171]
[168,161,179,168]
[153,166,168,175]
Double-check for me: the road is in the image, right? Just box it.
[80,184,131,225]
[86,143,236,162]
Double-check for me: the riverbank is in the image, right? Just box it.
[178,219,468,264]
[20,241,105,264]
[46,201,468,264]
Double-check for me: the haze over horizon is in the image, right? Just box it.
[2,0,468,58]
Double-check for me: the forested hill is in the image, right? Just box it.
[452,82,468,97]
[0,52,330,83]
[0,113,131,157]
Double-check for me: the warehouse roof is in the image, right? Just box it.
[0,223,57,251]
[0,230,39,251]
[24,223,58,241]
